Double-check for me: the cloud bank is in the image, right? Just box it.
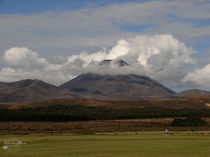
[0,0,210,60]
[1,34,208,90]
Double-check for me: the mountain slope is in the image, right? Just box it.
[0,79,71,102]
[177,89,210,97]
[60,73,175,99]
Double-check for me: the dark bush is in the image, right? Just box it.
[171,116,207,126]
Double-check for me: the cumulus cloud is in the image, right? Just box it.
[4,47,49,70]
[96,34,196,89]
[0,0,210,58]
[0,34,200,90]
[182,64,210,87]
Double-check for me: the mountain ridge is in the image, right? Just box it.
[99,59,129,67]
[177,89,210,97]
[60,73,175,99]
[0,79,72,102]
[1,73,209,102]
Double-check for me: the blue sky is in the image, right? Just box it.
[0,0,209,53]
[0,0,210,90]
[0,0,95,13]
[0,0,143,14]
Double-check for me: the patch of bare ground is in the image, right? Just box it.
[206,103,210,107]
[0,118,210,135]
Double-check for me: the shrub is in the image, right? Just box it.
[171,116,207,126]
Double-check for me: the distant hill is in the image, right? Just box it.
[60,73,175,99]
[4,58,210,102]
[177,89,210,97]
[0,82,7,87]
[0,73,176,102]
[0,79,71,102]
[0,59,177,101]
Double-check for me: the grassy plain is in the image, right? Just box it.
[1,131,210,157]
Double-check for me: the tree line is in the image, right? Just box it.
[1,104,210,121]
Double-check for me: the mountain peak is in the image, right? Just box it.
[99,59,112,66]
[115,60,129,66]
[60,73,175,99]
[99,59,129,67]
[7,79,50,88]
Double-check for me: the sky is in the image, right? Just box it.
[0,0,210,91]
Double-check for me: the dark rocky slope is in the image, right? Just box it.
[60,73,175,99]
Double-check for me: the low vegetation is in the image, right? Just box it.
[171,116,208,126]
[1,104,210,122]
[1,132,210,157]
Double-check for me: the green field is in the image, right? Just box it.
[1,132,210,157]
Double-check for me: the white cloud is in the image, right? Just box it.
[0,0,209,91]
[0,34,198,89]
[0,0,209,57]
[173,0,210,19]
[4,47,49,70]
[106,40,130,60]
[182,64,210,87]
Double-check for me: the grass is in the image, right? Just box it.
[0,131,210,157]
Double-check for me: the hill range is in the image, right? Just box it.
[0,60,210,125]
[0,60,209,103]
[0,72,181,102]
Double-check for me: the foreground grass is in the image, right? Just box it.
[0,131,210,157]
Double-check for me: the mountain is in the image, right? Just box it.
[0,82,7,87]
[0,79,71,102]
[0,73,176,102]
[177,89,210,97]
[60,73,175,99]
[99,59,129,66]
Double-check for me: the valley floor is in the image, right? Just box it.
[1,131,210,157]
